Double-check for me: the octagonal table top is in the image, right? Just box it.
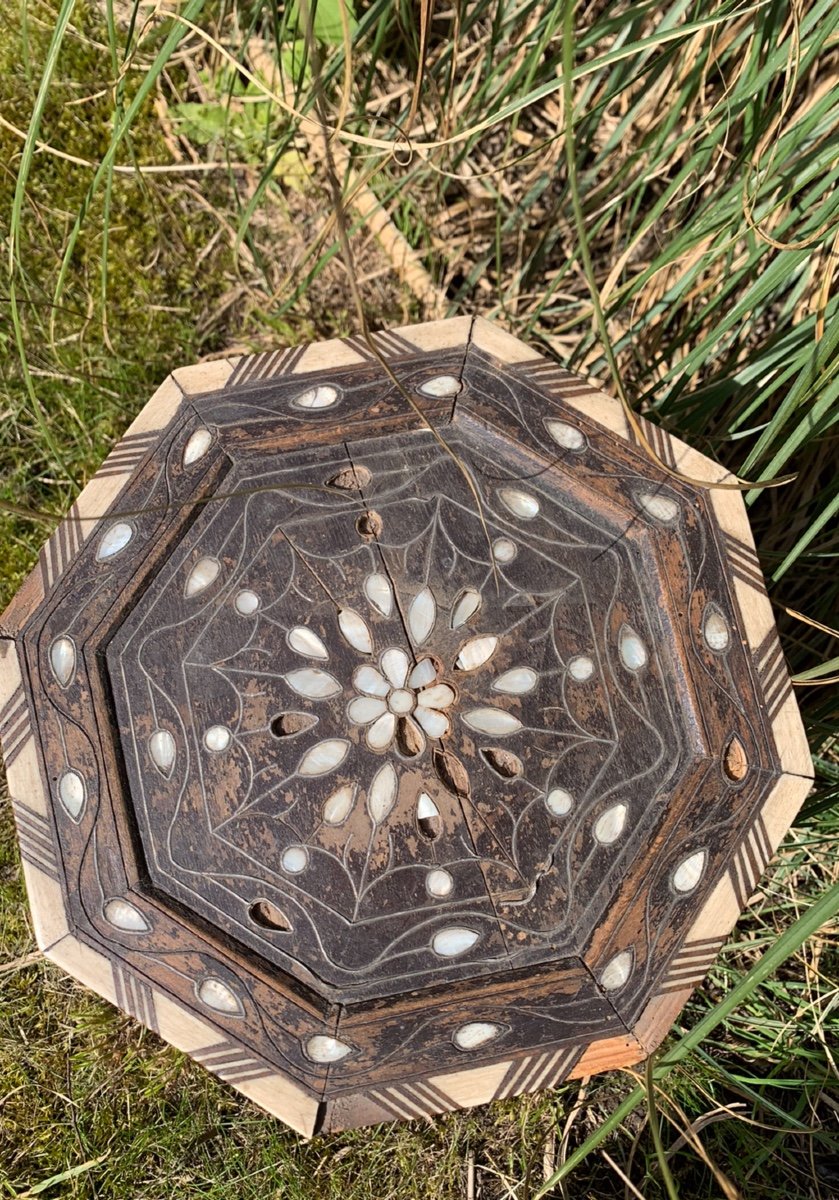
[0,317,811,1135]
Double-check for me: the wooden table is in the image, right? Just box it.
[0,318,811,1135]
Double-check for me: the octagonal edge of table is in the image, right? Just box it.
[0,316,812,1137]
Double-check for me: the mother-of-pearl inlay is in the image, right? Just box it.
[197,976,244,1015]
[58,769,86,821]
[235,589,261,616]
[185,556,220,597]
[672,849,707,893]
[619,626,648,672]
[204,724,231,752]
[432,927,479,957]
[292,385,339,409]
[638,492,679,523]
[594,803,628,845]
[426,868,454,898]
[97,521,134,561]
[49,636,76,688]
[104,897,151,932]
[305,1035,352,1062]
[456,635,498,671]
[281,845,309,873]
[599,949,633,992]
[419,374,461,397]
[545,787,573,816]
[453,1021,503,1050]
[183,427,213,465]
[703,606,730,652]
[149,729,176,776]
[499,487,540,520]
[544,418,586,451]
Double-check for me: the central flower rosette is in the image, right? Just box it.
[348,648,455,756]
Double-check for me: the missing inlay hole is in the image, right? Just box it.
[433,747,470,799]
[356,510,383,538]
[480,748,523,779]
[396,716,424,757]
[723,734,748,781]
[248,899,292,931]
[270,712,317,738]
[328,465,372,491]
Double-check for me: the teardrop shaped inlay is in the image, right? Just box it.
[544,418,585,451]
[183,427,213,465]
[600,949,633,992]
[417,793,441,840]
[298,738,349,777]
[672,849,707,894]
[455,635,498,671]
[453,1022,503,1050]
[364,572,393,616]
[49,636,76,688]
[703,607,730,652]
[185,556,220,597]
[338,608,373,654]
[462,708,522,736]
[432,927,480,958]
[323,784,356,826]
[197,976,244,1015]
[367,762,397,824]
[58,770,85,821]
[285,668,341,699]
[409,587,436,645]
[619,625,648,672]
[451,587,482,629]
[305,1035,352,1063]
[499,487,540,519]
[492,667,537,694]
[97,521,134,561]
[104,898,150,932]
[292,385,339,409]
[149,729,176,776]
[594,803,627,845]
[287,627,329,660]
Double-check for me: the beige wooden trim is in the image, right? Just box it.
[291,339,368,374]
[632,988,693,1055]
[398,316,473,353]
[21,859,70,950]
[568,1032,645,1078]
[429,1059,512,1109]
[172,359,238,396]
[47,935,118,1004]
[471,316,542,365]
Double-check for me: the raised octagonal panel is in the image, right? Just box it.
[0,317,812,1136]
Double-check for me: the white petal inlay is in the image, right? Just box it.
[619,626,648,672]
[415,707,450,738]
[285,668,341,699]
[299,739,349,776]
[568,655,594,681]
[183,427,213,465]
[104,897,150,932]
[338,608,373,654]
[305,1035,352,1063]
[49,636,76,687]
[323,784,356,826]
[417,683,455,710]
[185,556,220,597]
[381,647,410,689]
[288,626,329,659]
[451,588,482,629]
[409,587,436,645]
[456,635,498,671]
[367,711,396,750]
[492,667,537,694]
[348,696,388,725]
[198,977,243,1015]
[703,608,730,652]
[364,572,393,616]
[354,664,390,697]
[462,708,522,736]
[453,1022,502,1050]
[281,845,309,873]
[97,521,133,561]
[149,729,176,776]
[58,770,85,821]
[417,793,439,821]
[600,950,633,992]
[204,725,231,752]
[673,849,707,893]
[638,492,679,523]
[545,787,573,816]
[235,589,260,615]
[492,537,517,563]
[594,803,628,845]
[408,658,437,689]
[499,487,540,520]
[388,688,414,714]
[545,419,585,451]
[432,927,479,957]
[293,385,339,409]
[367,762,397,823]
[426,868,453,898]
[419,374,461,397]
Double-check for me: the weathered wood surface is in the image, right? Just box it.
[0,317,811,1135]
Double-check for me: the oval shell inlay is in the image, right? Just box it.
[381,648,410,689]
[235,589,260,615]
[149,729,176,776]
[293,385,339,409]
[197,977,244,1015]
[419,374,461,397]
[367,711,396,750]
[453,1022,503,1050]
[545,787,573,816]
[545,418,585,451]
[354,664,391,697]
[409,588,436,645]
[492,667,537,694]
[58,770,86,821]
[638,492,679,523]
[499,487,540,519]
[204,725,231,752]
[368,762,398,823]
[281,845,309,874]
[568,655,594,681]
[97,521,134,561]
[462,708,522,736]
[456,635,498,671]
[619,626,648,672]
[432,927,480,958]
[305,1035,352,1063]
[299,739,349,777]
[185,556,220,597]
[594,803,628,845]
[415,707,450,738]
[285,668,341,699]
[703,607,730,652]
[600,950,633,992]
[426,868,454,898]
[183,427,213,465]
[364,573,393,616]
[104,897,150,932]
[338,608,373,654]
[492,537,517,563]
[672,849,707,893]
[323,784,356,826]
[49,636,76,688]
[287,626,329,659]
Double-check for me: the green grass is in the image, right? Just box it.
[1,0,838,1196]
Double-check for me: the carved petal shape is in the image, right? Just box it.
[235,589,260,615]
[185,556,220,597]
[288,627,329,659]
[149,729,176,776]
[499,487,540,519]
[544,418,585,450]
[419,374,461,397]
[204,725,231,752]
[432,927,479,957]
[462,708,522,736]
[545,787,573,816]
[409,587,436,645]
[97,521,134,561]
[183,427,213,465]
[49,636,76,687]
[367,762,398,823]
[305,1035,352,1063]
[492,538,517,562]
[638,492,679,522]
[456,635,498,671]
[323,784,356,826]
[600,950,633,992]
[299,739,349,776]
[364,572,393,616]
[198,977,244,1015]
[451,587,482,629]
[381,648,410,689]
[619,626,648,671]
[293,385,339,409]
[104,897,150,932]
[338,608,373,654]
[348,696,388,725]
[673,849,707,893]
[703,607,730,651]
[415,706,450,738]
[417,793,441,840]
[408,658,437,688]
[426,868,453,898]
[417,683,455,710]
[453,1022,502,1050]
[58,770,85,821]
[285,668,341,699]
[367,711,396,749]
[594,803,627,845]
[354,665,390,697]
[492,667,537,694]
[281,845,308,873]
